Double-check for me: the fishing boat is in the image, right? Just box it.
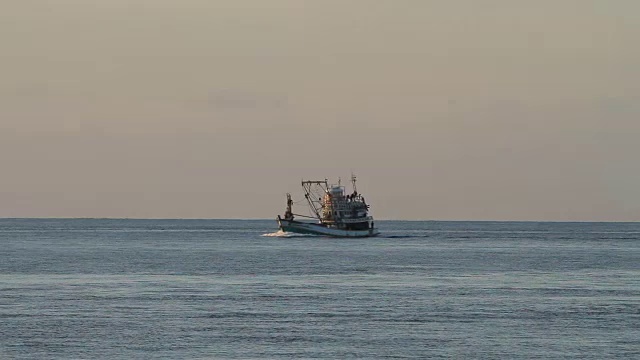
[276,175,379,237]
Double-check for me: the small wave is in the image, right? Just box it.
[384,235,430,239]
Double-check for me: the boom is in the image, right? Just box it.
[301,179,328,220]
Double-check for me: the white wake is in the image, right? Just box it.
[261,230,315,238]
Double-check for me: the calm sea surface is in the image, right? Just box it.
[0,219,638,359]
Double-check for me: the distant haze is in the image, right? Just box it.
[1,1,639,221]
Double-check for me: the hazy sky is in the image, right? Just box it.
[1,1,639,220]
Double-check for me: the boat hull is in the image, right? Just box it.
[277,217,379,238]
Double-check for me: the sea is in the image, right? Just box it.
[0,219,638,359]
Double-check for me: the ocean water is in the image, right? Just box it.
[0,219,638,359]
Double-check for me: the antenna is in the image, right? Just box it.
[351,173,357,193]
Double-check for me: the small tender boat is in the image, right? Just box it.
[276,175,379,237]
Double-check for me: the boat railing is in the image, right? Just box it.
[329,202,367,211]
[339,216,373,223]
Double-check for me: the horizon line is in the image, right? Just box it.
[1,217,638,223]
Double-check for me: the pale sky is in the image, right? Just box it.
[1,1,639,221]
